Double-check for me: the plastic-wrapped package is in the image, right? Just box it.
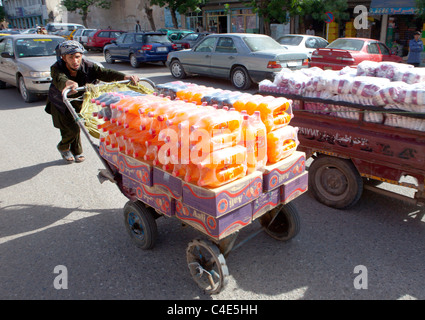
[339,66,357,76]
[356,61,379,77]
[350,76,390,97]
[375,62,413,80]
[384,114,425,132]
[373,81,408,105]
[329,74,356,95]
[364,111,384,123]
[393,68,425,84]
[274,69,309,95]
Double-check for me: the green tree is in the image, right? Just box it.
[247,0,349,35]
[61,0,112,27]
[149,0,202,28]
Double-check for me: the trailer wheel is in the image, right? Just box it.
[259,203,300,241]
[186,239,229,294]
[123,201,158,250]
[309,155,363,209]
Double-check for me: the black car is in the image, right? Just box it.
[103,32,177,68]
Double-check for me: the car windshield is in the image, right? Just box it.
[15,38,64,57]
[144,34,170,43]
[243,36,282,52]
[278,36,303,46]
[181,33,199,41]
[327,38,364,51]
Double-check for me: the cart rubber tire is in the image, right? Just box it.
[123,201,158,250]
[186,239,229,295]
[259,203,300,241]
[308,155,363,209]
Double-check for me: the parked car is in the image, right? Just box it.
[21,28,37,34]
[86,29,126,51]
[73,28,97,47]
[310,37,403,70]
[157,28,194,42]
[45,23,85,35]
[0,34,102,102]
[166,33,309,90]
[277,34,328,59]
[104,32,177,68]
[172,32,211,50]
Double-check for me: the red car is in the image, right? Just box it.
[86,29,126,51]
[310,37,403,70]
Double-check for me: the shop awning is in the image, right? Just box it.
[369,0,418,14]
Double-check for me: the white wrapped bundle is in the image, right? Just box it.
[393,67,425,84]
[274,69,309,95]
[384,114,425,132]
[339,66,357,76]
[375,62,413,80]
[356,61,379,77]
[304,90,335,100]
[306,70,339,92]
[259,79,277,93]
[328,105,359,120]
[332,94,374,106]
[328,74,356,95]
[373,81,408,105]
[394,82,425,105]
[350,76,390,98]
[364,111,384,123]
[300,66,323,77]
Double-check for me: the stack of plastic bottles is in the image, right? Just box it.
[157,82,299,164]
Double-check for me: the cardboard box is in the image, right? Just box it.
[175,200,252,240]
[117,153,153,187]
[121,175,175,217]
[153,167,182,200]
[252,187,281,221]
[182,171,263,218]
[280,171,308,204]
[99,141,119,166]
[263,151,306,191]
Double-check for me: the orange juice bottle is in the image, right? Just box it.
[258,97,292,132]
[267,126,298,163]
[250,111,267,171]
[244,94,267,115]
[232,93,253,113]
[197,145,247,187]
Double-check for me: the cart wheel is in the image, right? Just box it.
[309,155,363,209]
[123,201,158,250]
[186,239,229,295]
[259,203,300,241]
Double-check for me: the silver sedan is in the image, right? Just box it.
[166,33,309,90]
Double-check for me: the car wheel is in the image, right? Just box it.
[129,54,140,68]
[18,76,38,103]
[231,66,252,90]
[104,50,115,64]
[0,80,6,89]
[170,59,186,79]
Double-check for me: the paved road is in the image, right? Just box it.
[0,52,424,301]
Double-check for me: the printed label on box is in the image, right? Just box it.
[182,172,263,217]
[153,167,182,199]
[263,151,306,191]
[117,153,153,186]
[280,171,308,204]
[99,142,119,166]
[122,175,174,217]
[175,201,252,240]
[252,188,281,221]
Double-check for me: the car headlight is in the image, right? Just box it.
[29,71,51,78]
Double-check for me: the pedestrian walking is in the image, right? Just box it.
[45,40,139,163]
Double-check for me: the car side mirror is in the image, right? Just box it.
[1,52,14,58]
[111,40,116,44]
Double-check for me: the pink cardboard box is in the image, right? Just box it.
[117,153,153,187]
[121,175,175,217]
[263,151,306,191]
[182,171,263,218]
[153,167,182,200]
[280,171,308,204]
[252,187,281,221]
[175,200,252,240]
[99,141,119,166]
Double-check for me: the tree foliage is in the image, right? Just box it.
[149,0,203,28]
[61,0,112,26]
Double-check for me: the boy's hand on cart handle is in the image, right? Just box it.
[63,80,79,95]
[124,75,139,85]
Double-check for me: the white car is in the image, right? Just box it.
[277,34,328,60]
[73,28,96,47]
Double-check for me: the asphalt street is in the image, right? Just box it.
[0,52,424,301]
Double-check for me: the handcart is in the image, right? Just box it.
[63,80,307,294]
